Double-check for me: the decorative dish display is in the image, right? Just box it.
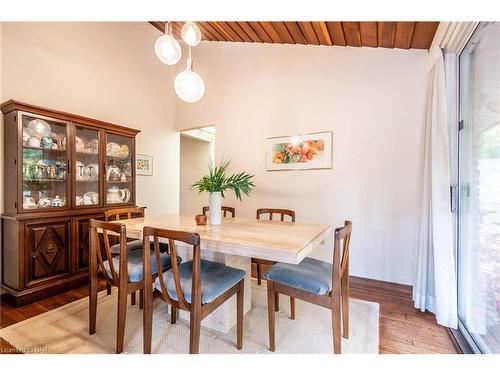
[75,136,99,154]
[27,119,51,139]
[106,142,130,158]
[22,194,67,210]
[76,161,99,182]
[106,187,131,204]
[83,191,99,205]
[23,120,65,150]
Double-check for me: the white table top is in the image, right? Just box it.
[112,214,332,264]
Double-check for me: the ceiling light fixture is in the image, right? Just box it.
[174,46,205,103]
[181,21,202,46]
[154,22,182,65]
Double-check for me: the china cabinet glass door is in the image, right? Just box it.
[105,133,134,205]
[74,125,101,207]
[21,112,69,211]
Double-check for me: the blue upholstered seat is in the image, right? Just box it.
[110,239,168,254]
[109,239,143,254]
[264,257,333,296]
[154,260,246,304]
[103,250,181,282]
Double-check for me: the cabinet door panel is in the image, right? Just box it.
[75,215,104,271]
[26,220,70,283]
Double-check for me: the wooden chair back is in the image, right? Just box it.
[202,206,236,218]
[332,220,353,286]
[104,207,145,221]
[256,208,295,222]
[142,227,201,310]
[89,219,128,287]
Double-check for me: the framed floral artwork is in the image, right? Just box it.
[266,131,333,171]
[136,154,153,176]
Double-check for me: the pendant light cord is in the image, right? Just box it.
[188,45,193,70]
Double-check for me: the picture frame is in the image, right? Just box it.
[266,131,333,171]
[136,154,153,176]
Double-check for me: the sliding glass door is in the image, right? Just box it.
[458,22,500,354]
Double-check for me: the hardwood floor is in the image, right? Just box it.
[348,276,459,354]
[0,275,459,354]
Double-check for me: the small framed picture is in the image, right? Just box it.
[136,154,153,176]
[266,131,333,171]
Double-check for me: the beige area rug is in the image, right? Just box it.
[0,281,379,354]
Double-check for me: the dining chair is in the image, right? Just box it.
[264,220,352,354]
[88,219,179,354]
[252,208,296,318]
[202,205,236,218]
[105,207,146,254]
[104,206,168,306]
[142,226,245,354]
[252,208,296,285]
[104,207,145,305]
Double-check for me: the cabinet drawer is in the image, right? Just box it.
[25,219,71,284]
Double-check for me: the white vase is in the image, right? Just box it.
[209,192,222,225]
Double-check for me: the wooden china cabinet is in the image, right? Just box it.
[1,100,140,306]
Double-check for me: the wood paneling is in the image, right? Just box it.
[0,275,460,354]
[271,22,296,44]
[342,22,362,47]
[213,21,243,42]
[311,22,333,46]
[237,22,263,43]
[260,22,283,43]
[298,22,320,45]
[226,22,253,43]
[199,22,228,41]
[149,21,439,50]
[284,22,307,45]
[359,22,378,48]
[247,22,273,44]
[411,22,440,49]
[326,22,347,46]
[394,22,416,49]
[378,22,396,48]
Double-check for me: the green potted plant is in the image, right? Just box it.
[191,160,255,225]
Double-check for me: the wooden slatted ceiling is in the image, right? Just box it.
[150,21,439,50]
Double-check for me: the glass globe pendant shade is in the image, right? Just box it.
[174,58,205,103]
[154,28,182,65]
[181,22,202,46]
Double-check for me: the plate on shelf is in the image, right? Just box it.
[119,144,129,158]
[38,197,52,208]
[23,197,38,209]
[75,136,87,153]
[87,139,99,154]
[106,142,121,157]
[83,191,99,205]
[27,119,51,139]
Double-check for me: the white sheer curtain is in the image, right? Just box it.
[413,46,458,328]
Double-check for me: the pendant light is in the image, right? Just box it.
[174,46,205,103]
[181,21,202,46]
[154,22,182,65]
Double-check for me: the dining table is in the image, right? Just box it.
[110,214,332,333]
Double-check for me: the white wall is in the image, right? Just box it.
[1,22,180,215]
[176,42,427,285]
[180,135,212,215]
